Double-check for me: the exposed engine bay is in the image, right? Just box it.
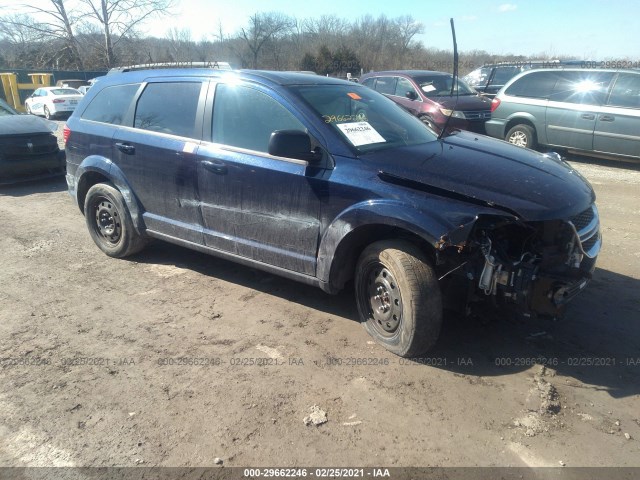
[437,205,601,319]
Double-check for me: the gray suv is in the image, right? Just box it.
[485,69,640,160]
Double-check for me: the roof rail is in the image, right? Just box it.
[108,61,232,74]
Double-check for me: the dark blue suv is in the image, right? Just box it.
[64,69,601,357]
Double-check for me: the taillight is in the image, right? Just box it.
[490,97,501,112]
[53,99,65,103]
[63,124,71,144]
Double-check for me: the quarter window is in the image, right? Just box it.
[134,82,202,138]
[212,83,304,153]
[505,71,560,99]
[81,83,140,125]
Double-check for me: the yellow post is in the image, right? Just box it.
[0,72,53,112]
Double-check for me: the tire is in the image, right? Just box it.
[84,182,146,258]
[506,124,536,149]
[25,103,32,114]
[44,106,53,120]
[355,240,443,357]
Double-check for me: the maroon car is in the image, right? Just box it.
[360,70,492,133]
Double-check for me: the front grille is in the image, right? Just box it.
[570,207,595,231]
[569,205,600,258]
[462,110,491,121]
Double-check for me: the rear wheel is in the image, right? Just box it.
[84,182,146,258]
[355,240,443,357]
[506,124,536,149]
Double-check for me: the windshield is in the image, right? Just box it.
[292,84,437,153]
[413,75,477,97]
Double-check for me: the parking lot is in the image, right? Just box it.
[0,121,639,469]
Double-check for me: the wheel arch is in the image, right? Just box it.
[75,157,145,235]
[317,201,450,293]
[504,114,540,142]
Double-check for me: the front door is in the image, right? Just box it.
[197,82,323,275]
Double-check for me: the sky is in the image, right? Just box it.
[0,0,637,59]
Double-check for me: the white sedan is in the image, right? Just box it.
[25,87,83,119]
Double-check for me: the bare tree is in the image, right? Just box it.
[0,1,84,69]
[240,12,295,69]
[77,0,175,67]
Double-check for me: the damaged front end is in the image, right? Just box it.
[437,205,601,319]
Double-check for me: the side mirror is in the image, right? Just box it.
[405,91,418,100]
[268,130,322,163]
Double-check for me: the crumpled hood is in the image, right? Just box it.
[364,131,595,221]
[0,115,57,136]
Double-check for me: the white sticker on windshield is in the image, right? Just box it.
[422,84,436,93]
[336,122,386,147]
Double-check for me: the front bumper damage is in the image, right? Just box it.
[436,204,601,319]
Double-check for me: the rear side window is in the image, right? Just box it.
[374,77,396,95]
[134,82,202,138]
[504,71,560,99]
[212,83,304,153]
[607,73,640,108]
[81,84,140,125]
[361,77,375,88]
[550,71,614,106]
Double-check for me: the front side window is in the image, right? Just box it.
[293,84,437,154]
[607,73,640,108]
[81,83,140,125]
[134,82,202,138]
[395,77,419,99]
[212,83,304,153]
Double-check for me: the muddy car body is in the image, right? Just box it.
[64,69,601,356]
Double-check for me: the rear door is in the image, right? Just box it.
[545,71,614,150]
[593,72,640,158]
[112,78,208,244]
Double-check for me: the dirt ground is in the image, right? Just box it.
[0,125,639,470]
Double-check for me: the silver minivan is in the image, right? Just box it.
[485,68,640,160]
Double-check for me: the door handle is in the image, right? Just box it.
[202,160,227,174]
[115,142,135,154]
[580,113,596,120]
[599,115,615,122]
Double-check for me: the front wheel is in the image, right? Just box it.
[355,240,443,357]
[44,106,53,120]
[506,124,536,149]
[25,103,32,114]
[84,182,146,258]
